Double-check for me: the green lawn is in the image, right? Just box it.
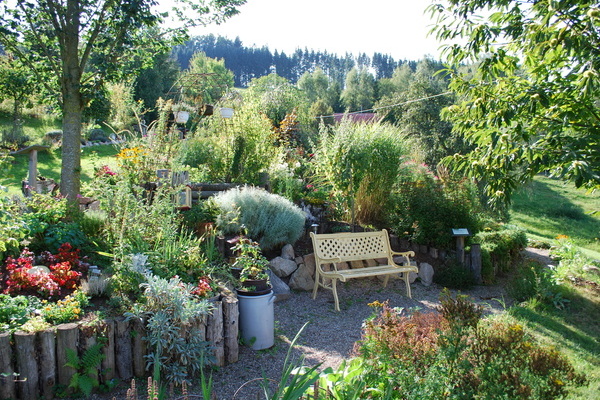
[510,175,600,258]
[2,144,120,196]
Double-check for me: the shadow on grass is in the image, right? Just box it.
[511,178,600,244]
[509,290,600,364]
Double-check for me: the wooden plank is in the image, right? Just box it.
[0,332,16,399]
[56,323,78,388]
[222,296,239,364]
[38,329,56,399]
[131,317,147,378]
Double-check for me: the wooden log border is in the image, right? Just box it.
[0,295,238,400]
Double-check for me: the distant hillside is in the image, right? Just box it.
[172,34,442,87]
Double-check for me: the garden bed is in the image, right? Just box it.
[0,294,238,400]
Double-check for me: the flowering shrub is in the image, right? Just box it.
[355,294,585,399]
[2,243,88,299]
[191,276,216,298]
[42,289,89,325]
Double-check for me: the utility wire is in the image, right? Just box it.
[316,91,453,119]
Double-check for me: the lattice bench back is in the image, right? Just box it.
[312,230,392,263]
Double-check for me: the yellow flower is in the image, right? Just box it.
[556,234,569,240]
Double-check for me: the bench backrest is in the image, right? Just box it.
[310,229,393,264]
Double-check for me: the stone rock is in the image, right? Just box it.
[418,263,434,286]
[583,265,600,275]
[281,244,295,260]
[267,269,291,302]
[335,262,349,271]
[269,256,298,278]
[289,263,315,291]
[365,259,377,267]
[303,253,316,278]
[350,260,365,269]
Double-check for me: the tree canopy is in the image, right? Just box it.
[0,0,244,199]
[429,0,600,206]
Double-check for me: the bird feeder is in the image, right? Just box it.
[451,228,470,264]
[10,145,50,196]
[219,107,234,118]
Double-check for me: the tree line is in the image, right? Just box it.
[171,34,430,87]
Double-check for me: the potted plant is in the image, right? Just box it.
[181,199,219,237]
[231,237,271,295]
[172,103,195,124]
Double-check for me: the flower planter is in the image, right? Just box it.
[174,110,190,124]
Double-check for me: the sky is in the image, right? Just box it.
[190,0,444,61]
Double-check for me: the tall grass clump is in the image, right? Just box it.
[213,186,305,251]
[312,120,416,226]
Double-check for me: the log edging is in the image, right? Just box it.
[0,295,238,400]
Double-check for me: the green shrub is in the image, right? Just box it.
[181,102,281,184]
[434,259,475,290]
[213,186,305,251]
[388,163,483,248]
[476,223,528,281]
[354,296,585,399]
[128,275,213,385]
[508,262,570,310]
[0,294,42,333]
[87,128,109,142]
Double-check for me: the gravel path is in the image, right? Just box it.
[98,248,552,399]
[209,277,511,400]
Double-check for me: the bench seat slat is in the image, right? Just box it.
[322,265,412,281]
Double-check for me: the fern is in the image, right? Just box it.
[65,342,105,397]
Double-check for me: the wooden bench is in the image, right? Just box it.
[310,229,418,311]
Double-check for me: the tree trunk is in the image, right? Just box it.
[60,0,83,200]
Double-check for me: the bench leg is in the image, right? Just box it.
[332,278,340,312]
[382,275,390,288]
[404,273,412,298]
[312,270,320,300]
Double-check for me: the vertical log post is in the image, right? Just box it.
[38,329,57,399]
[131,317,147,378]
[56,323,79,388]
[115,318,133,380]
[100,319,115,382]
[0,332,16,400]
[470,244,483,284]
[15,331,39,400]
[206,301,225,367]
[222,296,239,364]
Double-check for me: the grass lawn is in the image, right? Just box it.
[510,175,600,258]
[2,144,120,196]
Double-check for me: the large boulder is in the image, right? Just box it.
[281,244,295,260]
[288,262,315,291]
[418,263,434,286]
[267,270,291,301]
[269,257,298,278]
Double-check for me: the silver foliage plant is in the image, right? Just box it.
[127,274,214,385]
[213,185,306,251]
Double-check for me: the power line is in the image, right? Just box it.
[316,91,453,119]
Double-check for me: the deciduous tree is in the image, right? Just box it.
[0,0,244,199]
[430,0,600,206]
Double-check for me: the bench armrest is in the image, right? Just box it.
[390,250,415,266]
[317,256,342,272]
